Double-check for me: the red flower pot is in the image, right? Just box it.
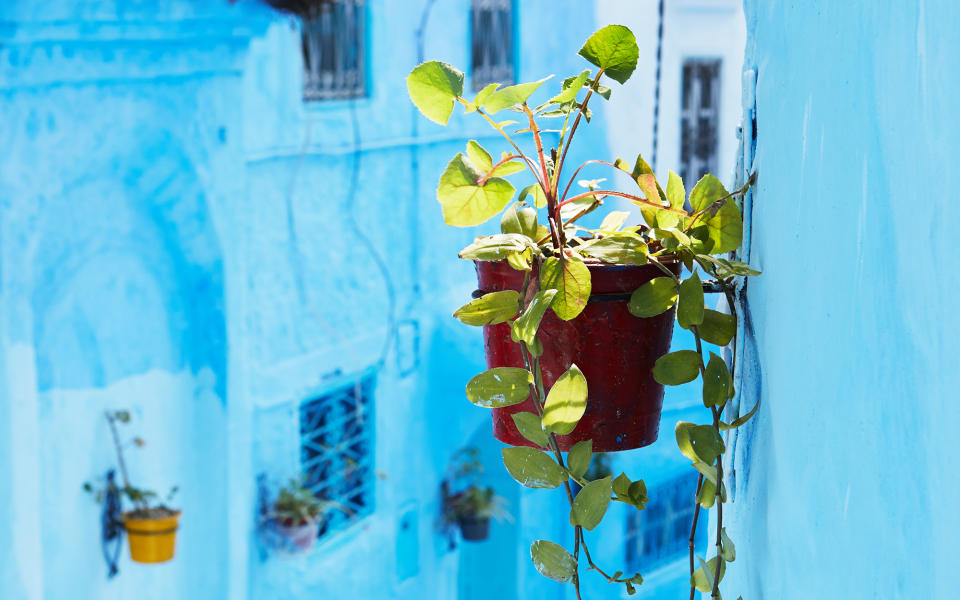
[475,259,680,452]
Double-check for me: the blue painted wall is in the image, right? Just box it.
[718,2,960,598]
[0,1,677,599]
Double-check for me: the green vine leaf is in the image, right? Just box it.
[612,473,648,509]
[720,528,736,562]
[464,82,499,113]
[666,170,685,209]
[540,256,592,321]
[542,364,588,435]
[628,277,678,318]
[439,154,516,227]
[484,76,552,113]
[570,476,612,531]
[453,290,520,326]
[551,69,591,104]
[518,183,548,209]
[689,174,742,254]
[566,440,592,480]
[466,367,533,408]
[511,412,549,448]
[459,233,533,261]
[530,540,577,582]
[697,477,718,508]
[720,398,761,431]
[577,25,639,84]
[598,210,630,231]
[652,350,701,385]
[466,139,493,172]
[675,422,725,465]
[510,289,558,347]
[677,271,705,328]
[692,556,726,593]
[406,60,464,125]
[578,233,649,266]
[698,309,737,346]
[703,352,732,407]
[502,447,567,489]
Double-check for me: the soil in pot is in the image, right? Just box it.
[457,515,491,542]
[122,508,181,564]
[476,258,681,452]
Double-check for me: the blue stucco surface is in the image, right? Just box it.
[0,1,703,599]
[718,2,960,598]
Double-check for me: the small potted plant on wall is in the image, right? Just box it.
[444,448,508,542]
[408,24,760,598]
[84,410,181,564]
[260,478,328,556]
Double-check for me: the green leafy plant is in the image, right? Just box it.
[408,24,760,599]
[83,410,179,520]
[266,478,328,526]
[444,448,509,523]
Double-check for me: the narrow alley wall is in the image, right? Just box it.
[724,3,960,598]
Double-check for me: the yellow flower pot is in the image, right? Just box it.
[123,511,181,564]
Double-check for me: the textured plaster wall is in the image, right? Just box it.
[0,2,261,598]
[721,2,960,598]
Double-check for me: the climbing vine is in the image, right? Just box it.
[408,24,759,598]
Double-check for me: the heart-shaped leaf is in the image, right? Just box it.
[677,271,705,328]
[406,61,464,125]
[577,25,639,84]
[439,154,516,227]
[540,256,592,321]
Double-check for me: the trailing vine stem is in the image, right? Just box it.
[689,474,705,600]
[515,262,634,597]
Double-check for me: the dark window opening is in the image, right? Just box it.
[299,375,375,538]
[626,473,707,573]
[471,0,515,91]
[679,58,721,184]
[301,0,366,101]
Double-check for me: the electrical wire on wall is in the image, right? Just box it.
[346,98,398,368]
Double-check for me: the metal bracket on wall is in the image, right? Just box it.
[723,68,759,501]
[100,469,124,579]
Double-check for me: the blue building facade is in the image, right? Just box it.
[0,1,715,599]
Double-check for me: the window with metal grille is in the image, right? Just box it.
[301,0,366,101]
[471,0,515,91]
[679,58,721,184]
[299,375,375,538]
[625,473,706,572]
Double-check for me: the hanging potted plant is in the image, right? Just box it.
[443,448,508,543]
[408,24,760,598]
[260,478,328,556]
[84,410,181,565]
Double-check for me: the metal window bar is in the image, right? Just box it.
[625,473,705,572]
[679,59,721,184]
[471,0,514,91]
[299,376,375,538]
[302,0,366,101]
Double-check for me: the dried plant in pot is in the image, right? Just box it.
[260,478,327,556]
[408,24,761,598]
[84,410,181,565]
